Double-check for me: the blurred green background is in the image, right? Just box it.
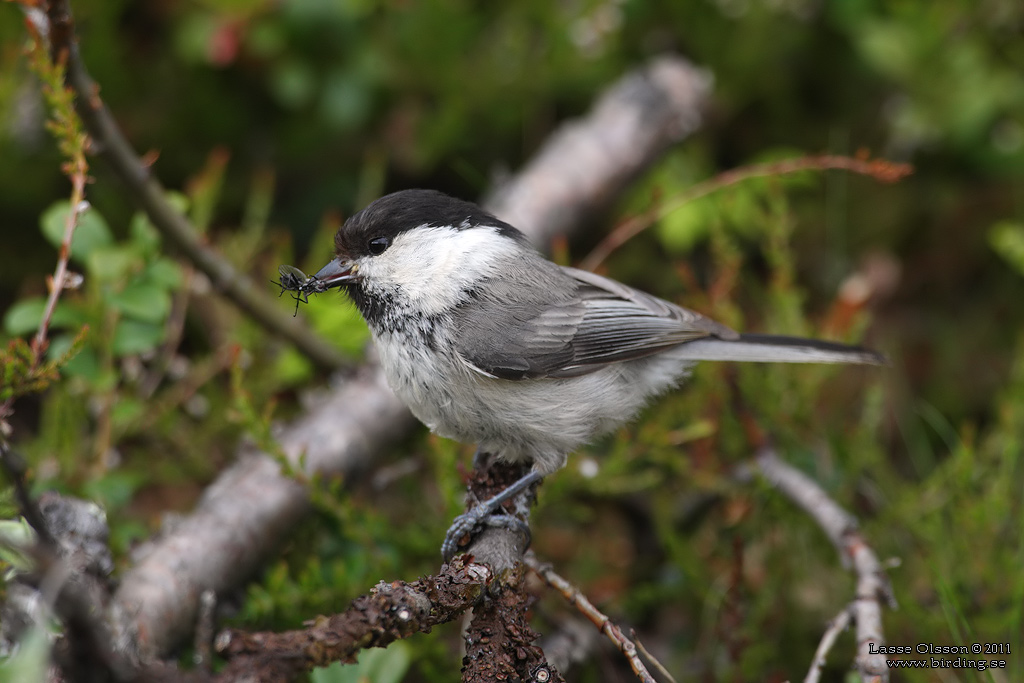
[1,0,1023,681]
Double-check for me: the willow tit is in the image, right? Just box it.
[302,189,884,558]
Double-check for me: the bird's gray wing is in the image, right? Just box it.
[453,266,738,380]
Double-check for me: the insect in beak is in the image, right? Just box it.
[274,262,356,316]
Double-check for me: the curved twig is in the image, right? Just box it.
[578,154,913,272]
[804,605,854,683]
[744,447,895,683]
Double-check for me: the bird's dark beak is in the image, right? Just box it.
[313,258,360,289]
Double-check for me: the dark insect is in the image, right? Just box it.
[274,264,323,316]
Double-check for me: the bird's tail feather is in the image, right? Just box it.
[673,334,886,366]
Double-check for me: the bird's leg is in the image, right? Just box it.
[441,460,544,561]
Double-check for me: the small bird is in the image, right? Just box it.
[302,189,884,559]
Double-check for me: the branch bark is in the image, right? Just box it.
[216,557,491,682]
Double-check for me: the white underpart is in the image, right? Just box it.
[356,224,510,315]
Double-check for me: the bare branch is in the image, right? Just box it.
[524,553,656,683]
[486,55,713,248]
[112,365,416,659]
[804,605,854,683]
[633,633,677,683]
[744,448,895,683]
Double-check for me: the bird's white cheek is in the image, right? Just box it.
[358,226,508,315]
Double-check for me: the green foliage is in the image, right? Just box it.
[0,338,63,401]
[0,624,51,683]
[312,643,411,683]
[3,201,182,384]
[0,517,35,574]
[989,221,1024,277]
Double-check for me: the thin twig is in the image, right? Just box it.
[804,604,854,683]
[43,0,348,372]
[633,631,678,683]
[745,448,894,683]
[729,377,894,683]
[578,154,913,272]
[524,553,657,683]
[32,186,87,363]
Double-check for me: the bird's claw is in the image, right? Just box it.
[441,508,531,561]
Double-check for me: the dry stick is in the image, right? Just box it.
[524,553,656,683]
[746,448,895,683]
[632,632,678,683]
[45,0,347,373]
[804,605,854,683]
[105,55,713,659]
[578,154,913,272]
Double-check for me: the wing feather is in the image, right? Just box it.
[454,264,737,380]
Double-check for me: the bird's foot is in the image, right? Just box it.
[440,466,544,561]
[441,510,531,562]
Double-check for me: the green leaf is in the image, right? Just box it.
[657,197,717,254]
[2,298,82,336]
[271,60,317,109]
[129,212,162,256]
[144,258,184,290]
[273,347,314,386]
[0,623,53,683]
[111,397,146,431]
[989,221,1024,277]
[40,201,114,262]
[311,642,411,683]
[106,284,172,324]
[0,518,36,571]
[306,298,370,358]
[112,320,165,356]
[82,470,145,509]
[86,244,143,283]
[48,334,101,382]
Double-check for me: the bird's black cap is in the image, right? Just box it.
[334,189,527,259]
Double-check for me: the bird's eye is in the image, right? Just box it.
[368,236,390,255]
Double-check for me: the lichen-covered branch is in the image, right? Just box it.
[216,558,490,681]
